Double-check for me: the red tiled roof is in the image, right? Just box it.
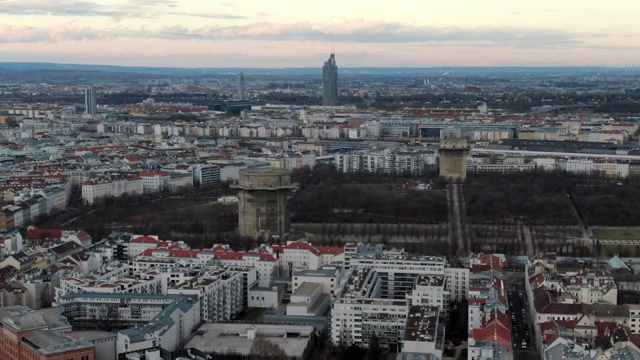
[472,319,512,346]
[76,231,91,240]
[26,229,63,240]
[140,249,155,256]
[316,246,344,255]
[468,298,487,305]
[131,236,159,244]
[215,252,245,260]
[285,241,320,255]
[259,253,277,262]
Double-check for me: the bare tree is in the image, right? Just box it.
[249,337,288,360]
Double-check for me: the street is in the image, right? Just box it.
[507,277,539,360]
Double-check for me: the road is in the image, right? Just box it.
[516,221,535,256]
[448,183,466,254]
[507,278,539,360]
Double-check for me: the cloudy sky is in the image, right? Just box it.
[0,0,638,68]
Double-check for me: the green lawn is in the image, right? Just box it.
[567,228,583,237]
[593,228,640,240]
[602,244,640,257]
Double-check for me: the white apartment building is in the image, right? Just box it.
[565,159,594,174]
[55,268,163,303]
[401,306,444,360]
[293,265,344,297]
[629,305,640,334]
[350,254,469,302]
[287,282,330,317]
[560,270,618,305]
[0,230,23,255]
[126,235,160,258]
[116,295,200,356]
[81,177,143,205]
[406,275,449,310]
[278,241,323,272]
[125,235,188,259]
[335,151,433,175]
[335,153,361,173]
[534,158,557,171]
[58,292,193,325]
[331,268,410,351]
[237,252,280,280]
[138,171,171,193]
[168,268,244,322]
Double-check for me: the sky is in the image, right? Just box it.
[0,0,639,68]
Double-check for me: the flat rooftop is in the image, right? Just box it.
[292,282,322,297]
[185,323,315,358]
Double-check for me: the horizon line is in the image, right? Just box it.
[1,61,639,70]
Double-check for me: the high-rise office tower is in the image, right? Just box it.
[322,53,338,106]
[84,86,97,115]
[237,72,246,100]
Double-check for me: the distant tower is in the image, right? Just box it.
[322,53,338,106]
[439,129,470,181]
[84,86,97,115]
[232,168,297,239]
[237,72,246,100]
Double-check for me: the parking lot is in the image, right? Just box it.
[507,279,539,360]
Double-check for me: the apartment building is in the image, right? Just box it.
[400,306,445,360]
[55,266,162,303]
[138,171,171,193]
[81,176,143,205]
[331,268,410,351]
[560,270,618,305]
[349,253,469,302]
[293,265,344,297]
[167,268,244,322]
[0,305,94,360]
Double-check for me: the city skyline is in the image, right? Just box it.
[0,0,639,68]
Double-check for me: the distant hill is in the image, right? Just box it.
[0,62,635,77]
[0,62,320,75]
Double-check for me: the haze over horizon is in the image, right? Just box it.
[0,0,638,68]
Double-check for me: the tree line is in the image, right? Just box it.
[290,165,447,224]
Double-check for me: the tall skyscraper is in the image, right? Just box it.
[84,86,97,115]
[322,53,338,106]
[237,72,246,100]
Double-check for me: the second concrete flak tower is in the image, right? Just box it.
[233,168,297,239]
[439,129,470,181]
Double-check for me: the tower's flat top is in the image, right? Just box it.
[239,168,290,176]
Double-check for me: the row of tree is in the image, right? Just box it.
[290,166,447,224]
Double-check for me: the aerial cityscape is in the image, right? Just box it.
[1,2,640,360]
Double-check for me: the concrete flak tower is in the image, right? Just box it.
[439,129,470,181]
[233,168,297,239]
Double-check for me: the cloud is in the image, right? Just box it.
[255,12,273,19]
[169,12,246,19]
[0,0,177,18]
[148,19,587,48]
[0,24,127,43]
[0,18,610,51]
[0,1,116,17]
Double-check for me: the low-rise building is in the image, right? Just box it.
[184,323,316,360]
